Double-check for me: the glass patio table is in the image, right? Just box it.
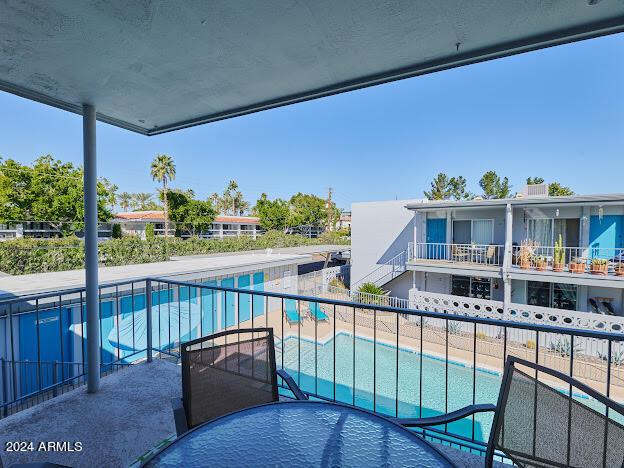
[143,400,454,467]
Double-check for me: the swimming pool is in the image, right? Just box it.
[276,333,502,443]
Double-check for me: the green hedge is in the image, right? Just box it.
[0,230,350,275]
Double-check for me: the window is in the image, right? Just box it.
[451,276,491,300]
[527,281,551,308]
[451,276,470,297]
[527,281,577,310]
[471,220,493,245]
[528,219,553,247]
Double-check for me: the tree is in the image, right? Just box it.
[424,173,451,200]
[101,179,118,211]
[448,176,473,200]
[145,223,155,240]
[131,193,154,210]
[479,171,511,199]
[548,182,574,197]
[119,192,132,212]
[150,154,176,237]
[166,189,217,236]
[526,177,574,197]
[288,193,329,227]
[0,155,114,235]
[526,177,545,185]
[424,173,473,201]
[218,180,248,215]
[252,193,290,231]
[112,223,122,238]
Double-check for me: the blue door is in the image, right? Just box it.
[426,218,447,259]
[221,278,235,328]
[238,274,251,323]
[589,215,624,259]
[253,272,265,318]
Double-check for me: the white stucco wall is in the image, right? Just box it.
[351,199,424,286]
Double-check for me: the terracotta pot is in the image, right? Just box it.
[616,268,624,277]
[535,264,547,271]
[553,263,564,273]
[569,263,585,274]
[591,264,609,276]
[520,260,531,270]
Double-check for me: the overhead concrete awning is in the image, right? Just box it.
[1,1,623,135]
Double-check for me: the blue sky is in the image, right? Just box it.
[0,33,623,211]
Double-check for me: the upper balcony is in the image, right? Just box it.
[510,245,624,286]
[407,242,505,277]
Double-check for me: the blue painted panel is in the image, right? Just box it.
[238,274,251,323]
[253,272,265,318]
[18,306,74,397]
[426,218,447,259]
[201,280,217,336]
[221,278,235,328]
[589,215,624,258]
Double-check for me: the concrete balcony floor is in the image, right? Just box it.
[0,360,181,468]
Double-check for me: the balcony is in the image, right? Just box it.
[407,243,504,276]
[2,278,624,466]
[511,245,624,283]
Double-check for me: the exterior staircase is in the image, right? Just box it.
[352,248,408,290]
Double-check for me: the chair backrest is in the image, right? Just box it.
[487,356,624,467]
[181,327,278,429]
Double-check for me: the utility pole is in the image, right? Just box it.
[326,187,333,232]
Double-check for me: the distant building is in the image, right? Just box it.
[337,211,351,230]
[113,211,262,239]
[0,221,112,241]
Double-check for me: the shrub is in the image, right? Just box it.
[475,331,488,341]
[328,277,346,289]
[112,224,122,239]
[145,223,155,241]
[525,339,536,349]
[0,230,350,275]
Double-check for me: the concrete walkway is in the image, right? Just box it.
[0,360,180,468]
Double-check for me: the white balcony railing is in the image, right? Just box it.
[410,243,504,267]
[511,245,624,277]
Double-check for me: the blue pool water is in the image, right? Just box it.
[276,333,502,442]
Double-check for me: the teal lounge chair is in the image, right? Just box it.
[285,299,301,324]
[308,302,329,321]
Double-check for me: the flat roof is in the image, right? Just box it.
[405,193,624,211]
[1,2,623,135]
[0,252,310,299]
[169,244,350,261]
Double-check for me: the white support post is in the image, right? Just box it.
[83,104,100,393]
[503,203,513,315]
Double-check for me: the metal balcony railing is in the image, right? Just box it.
[410,243,504,267]
[2,277,624,461]
[511,245,624,276]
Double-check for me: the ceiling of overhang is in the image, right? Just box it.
[1,1,624,135]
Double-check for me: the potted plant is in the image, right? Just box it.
[518,239,537,269]
[591,258,609,275]
[569,257,586,274]
[615,263,624,277]
[553,234,565,272]
[534,255,548,271]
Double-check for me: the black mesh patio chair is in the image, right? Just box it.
[393,356,624,467]
[172,327,307,435]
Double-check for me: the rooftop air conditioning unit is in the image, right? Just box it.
[522,184,549,198]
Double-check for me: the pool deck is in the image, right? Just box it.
[0,359,181,468]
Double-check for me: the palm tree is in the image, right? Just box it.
[133,192,153,210]
[150,154,176,236]
[225,180,238,215]
[119,192,132,212]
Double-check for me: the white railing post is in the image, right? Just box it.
[146,278,153,362]
[503,203,513,316]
